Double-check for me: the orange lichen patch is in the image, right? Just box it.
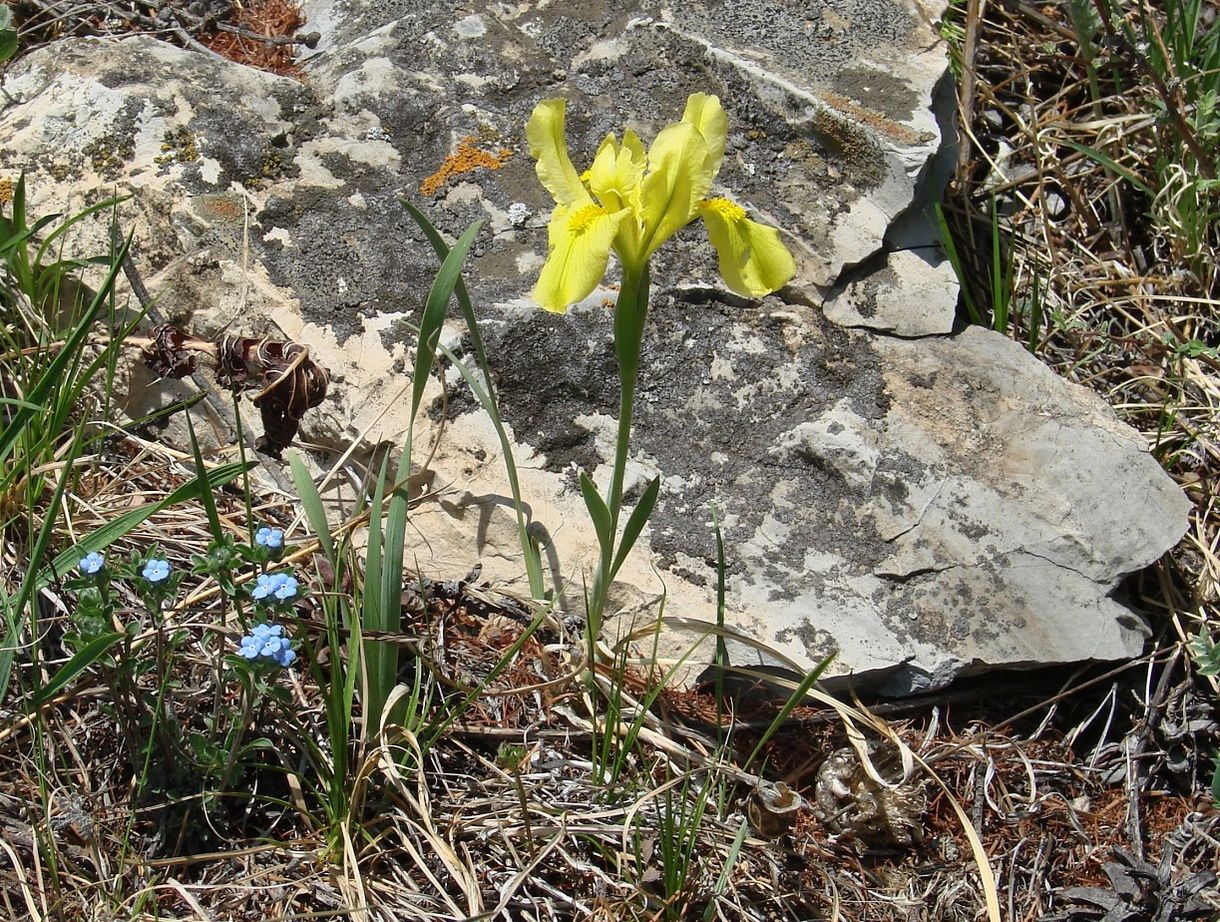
[203,0,305,78]
[191,193,245,224]
[0,177,12,206]
[420,137,512,196]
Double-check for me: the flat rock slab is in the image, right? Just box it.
[441,296,1185,693]
[0,0,1190,691]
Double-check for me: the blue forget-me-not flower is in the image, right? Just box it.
[250,571,299,603]
[255,526,284,549]
[78,551,105,575]
[142,558,171,583]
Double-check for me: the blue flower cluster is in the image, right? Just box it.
[250,571,299,603]
[237,623,296,667]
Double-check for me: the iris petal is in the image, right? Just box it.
[527,99,590,207]
[589,131,647,263]
[639,122,711,258]
[681,93,728,182]
[528,93,792,311]
[699,198,796,297]
[532,203,629,313]
[589,133,642,212]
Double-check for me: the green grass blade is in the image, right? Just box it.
[1027,271,1044,354]
[33,193,128,269]
[742,653,836,772]
[934,203,983,326]
[990,196,1009,332]
[366,221,481,731]
[184,411,223,539]
[378,480,408,685]
[362,452,395,735]
[711,506,728,739]
[0,589,16,708]
[429,334,547,598]
[11,172,25,240]
[0,398,46,413]
[1,414,91,703]
[0,232,132,469]
[410,220,483,422]
[0,215,57,260]
[403,200,546,600]
[401,201,497,395]
[703,818,749,921]
[287,452,336,563]
[285,451,355,818]
[1058,138,1156,196]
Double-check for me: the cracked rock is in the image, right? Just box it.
[0,0,1190,692]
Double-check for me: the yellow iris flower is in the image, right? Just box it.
[526,93,796,313]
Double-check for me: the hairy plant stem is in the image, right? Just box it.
[216,675,255,795]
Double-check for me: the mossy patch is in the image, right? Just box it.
[82,131,136,179]
[154,126,200,167]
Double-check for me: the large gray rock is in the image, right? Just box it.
[0,0,1190,692]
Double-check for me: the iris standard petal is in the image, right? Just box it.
[639,121,711,258]
[699,198,796,297]
[527,99,590,207]
[621,129,646,172]
[589,133,644,212]
[589,132,647,262]
[681,93,728,181]
[532,202,628,313]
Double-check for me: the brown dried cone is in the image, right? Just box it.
[137,324,329,458]
[746,781,804,838]
[216,334,329,458]
[813,743,926,848]
[140,324,199,378]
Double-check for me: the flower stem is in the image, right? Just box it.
[609,265,649,524]
[588,263,651,633]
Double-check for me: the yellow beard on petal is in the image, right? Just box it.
[568,202,610,235]
[701,197,747,223]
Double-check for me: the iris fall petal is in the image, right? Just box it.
[700,198,796,297]
[532,203,629,313]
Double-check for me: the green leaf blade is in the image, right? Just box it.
[579,473,613,554]
[609,475,660,580]
[27,633,123,712]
